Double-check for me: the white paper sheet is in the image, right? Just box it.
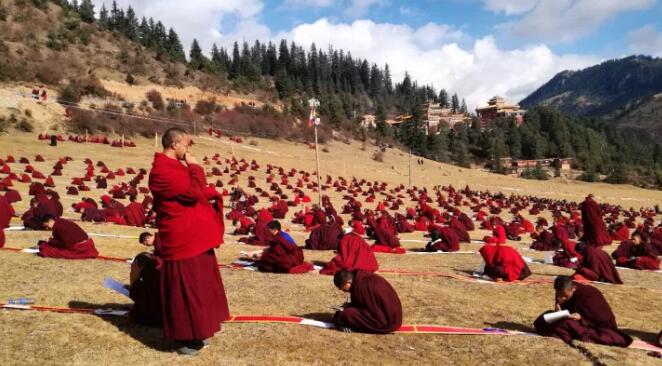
[103,277,130,298]
[5,226,25,231]
[543,310,570,324]
[299,318,334,329]
[20,248,40,254]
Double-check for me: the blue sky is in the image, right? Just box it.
[94,0,662,108]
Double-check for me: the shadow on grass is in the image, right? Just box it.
[68,300,172,352]
[310,260,328,267]
[622,328,660,343]
[297,312,335,323]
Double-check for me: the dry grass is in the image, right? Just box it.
[1,133,662,365]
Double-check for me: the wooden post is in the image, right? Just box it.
[85,129,88,142]
[155,132,158,148]
[121,134,125,148]
[193,120,197,136]
[408,149,412,187]
[314,125,322,207]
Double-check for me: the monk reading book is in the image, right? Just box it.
[534,276,632,347]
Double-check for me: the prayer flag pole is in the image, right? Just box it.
[408,149,412,187]
[309,98,322,207]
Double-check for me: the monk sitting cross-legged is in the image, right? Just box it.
[333,270,402,334]
[305,216,343,250]
[534,276,632,347]
[257,221,312,274]
[320,228,379,276]
[425,227,460,252]
[611,232,660,271]
[37,215,98,259]
[572,243,622,284]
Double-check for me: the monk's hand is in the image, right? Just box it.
[555,303,562,312]
[568,313,581,321]
[184,153,198,166]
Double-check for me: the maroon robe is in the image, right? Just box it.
[258,234,305,273]
[148,153,228,341]
[305,221,343,250]
[124,202,146,227]
[334,271,403,334]
[530,230,556,251]
[449,217,470,242]
[130,254,162,326]
[574,246,622,284]
[428,227,460,252]
[373,216,401,248]
[38,219,98,259]
[611,241,660,271]
[320,233,379,275]
[580,197,612,247]
[534,284,632,347]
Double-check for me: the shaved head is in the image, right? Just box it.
[162,127,188,149]
[554,276,574,292]
[334,270,355,290]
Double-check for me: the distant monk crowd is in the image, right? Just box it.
[1,128,662,356]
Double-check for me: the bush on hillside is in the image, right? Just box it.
[146,90,164,111]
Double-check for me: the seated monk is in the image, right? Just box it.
[534,276,632,347]
[1,193,15,247]
[552,240,582,269]
[305,217,343,250]
[233,216,255,235]
[573,243,622,284]
[394,213,415,233]
[37,215,99,259]
[478,242,531,282]
[530,224,558,251]
[320,228,379,275]
[270,199,289,219]
[611,233,660,271]
[371,212,403,253]
[257,221,311,273]
[239,209,272,246]
[610,223,630,242]
[425,227,460,252]
[129,251,162,326]
[333,270,402,334]
[22,197,56,230]
[449,217,470,243]
[125,195,146,227]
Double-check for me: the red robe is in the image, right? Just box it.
[305,221,343,250]
[239,209,272,246]
[580,197,612,247]
[479,244,531,282]
[0,195,15,247]
[611,241,660,271]
[148,153,228,341]
[449,217,470,243]
[611,224,630,242]
[320,233,379,275]
[38,219,98,259]
[530,230,556,251]
[534,284,632,347]
[258,234,309,273]
[373,216,400,248]
[124,202,146,227]
[428,227,460,252]
[334,271,402,334]
[574,246,622,284]
[148,153,222,260]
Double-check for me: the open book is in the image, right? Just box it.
[543,310,570,324]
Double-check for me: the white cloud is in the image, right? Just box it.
[628,25,662,57]
[482,0,538,15]
[502,0,656,43]
[92,0,264,53]
[398,5,418,16]
[279,19,598,109]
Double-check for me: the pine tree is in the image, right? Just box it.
[77,0,95,23]
[438,89,449,107]
[460,98,467,114]
[124,6,138,41]
[98,4,108,27]
[189,39,205,69]
[451,94,460,114]
[166,28,186,62]
[229,41,240,79]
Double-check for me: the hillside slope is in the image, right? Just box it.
[520,56,662,117]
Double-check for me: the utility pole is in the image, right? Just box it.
[408,149,412,187]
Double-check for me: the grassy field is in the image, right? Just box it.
[1,133,662,365]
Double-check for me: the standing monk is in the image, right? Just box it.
[148,128,229,355]
[580,194,612,247]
